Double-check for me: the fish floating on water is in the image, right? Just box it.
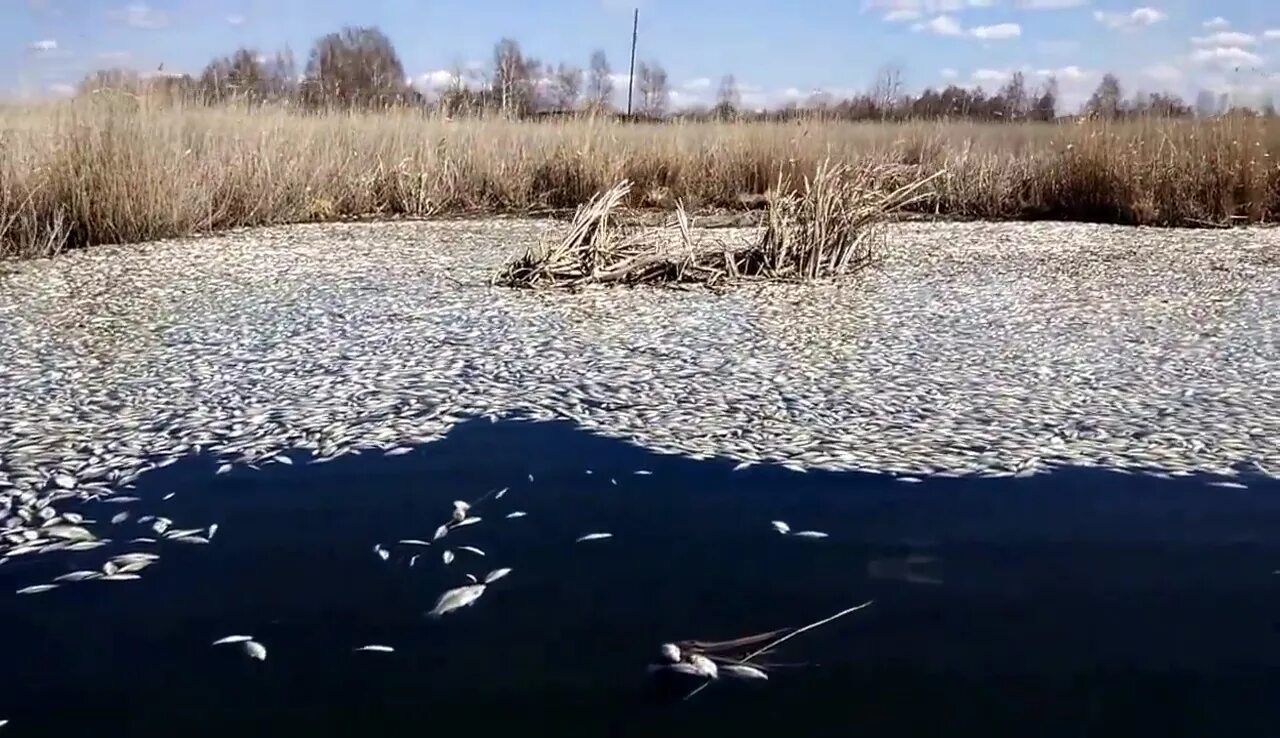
[241,641,267,661]
[16,584,58,595]
[428,584,487,618]
[791,531,829,539]
[770,521,791,535]
[505,511,527,519]
[354,645,394,653]
[576,532,613,543]
[212,635,254,646]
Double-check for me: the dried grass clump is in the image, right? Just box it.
[495,160,942,289]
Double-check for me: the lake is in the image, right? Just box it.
[3,417,1279,737]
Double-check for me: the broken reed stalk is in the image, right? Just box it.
[682,599,875,701]
[494,160,944,290]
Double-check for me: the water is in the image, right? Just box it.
[3,419,1280,736]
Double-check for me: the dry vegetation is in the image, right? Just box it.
[2,98,1278,259]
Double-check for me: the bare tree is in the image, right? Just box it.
[302,26,412,108]
[636,60,669,117]
[996,71,1028,119]
[492,38,540,116]
[586,50,613,111]
[550,63,583,111]
[199,48,266,103]
[713,73,740,119]
[1030,76,1058,121]
[1085,73,1122,120]
[871,64,904,118]
[1195,89,1218,118]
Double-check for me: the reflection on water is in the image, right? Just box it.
[2,419,1280,737]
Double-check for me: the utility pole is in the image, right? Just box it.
[626,8,638,116]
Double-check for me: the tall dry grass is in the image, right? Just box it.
[2,97,1278,258]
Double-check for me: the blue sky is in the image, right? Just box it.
[6,0,1280,111]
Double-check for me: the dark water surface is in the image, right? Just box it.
[4,419,1280,737]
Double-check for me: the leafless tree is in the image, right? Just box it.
[550,63,583,110]
[1085,73,1122,120]
[871,64,904,118]
[585,49,613,111]
[302,26,412,109]
[636,60,669,117]
[492,38,540,116]
[713,73,740,119]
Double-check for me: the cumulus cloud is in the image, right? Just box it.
[1190,46,1264,68]
[28,39,58,53]
[1265,30,1280,41]
[1015,0,1088,8]
[1202,17,1230,30]
[109,3,169,29]
[970,23,1021,40]
[940,67,959,79]
[1093,7,1165,30]
[913,14,965,35]
[971,68,1011,84]
[884,9,921,21]
[1192,31,1256,47]
[226,13,245,26]
[1140,64,1182,83]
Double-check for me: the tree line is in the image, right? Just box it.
[75,24,1275,121]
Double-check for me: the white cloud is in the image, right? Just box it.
[97,50,132,64]
[110,3,169,29]
[1265,30,1280,41]
[1190,46,1264,68]
[28,39,58,52]
[970,22,1021,39]
[1192,31,1256,47]
[1202,17,1230,30]
[226,13,245,26]
[49,82,76,97]
[912,14,964,35]
[681,77,712,91]
[1015,0,1088,8]
[1141,63,1183,83]
[884,9,921,21]
[1034,64,1088,81]
[972,68,1012,84]
[940,67,959,78]
[1093,7,1166,30]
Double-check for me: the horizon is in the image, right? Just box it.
[4,0,1279,113]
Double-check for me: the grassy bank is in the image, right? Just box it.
[2,98,1278,258]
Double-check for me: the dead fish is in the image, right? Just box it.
[110,512,130,524]
[112,553,159,564]
[505,511,527,519]
[16,584,58,595]
[451,507,467,523]
[272,455,294,466]
[732,461,755,472]
[634,470,653,476]
[576,532,613,543]
[53,570,100,582]
[62,512,85,524]
[207,523,219,539]
[791,531,829,539]
[43,525,95,542]
[721,664,769,680]
[452,500,471,514]
[374,544,390,561]
[242,641,267,661]
[527,474,534,482]
[457,546,485,557]
[102,496,140,504]
[115,560,155,574]
[354,645,395,653]
[151,519,171,535]
[483,567,512,584]
[164,528,204,539]
[52,474,77,489]
[610,478,618,486]
[897,476,923,484]
[687,654,719,679]
[216,464,233,475]
[494,487,509,500]
[384,447,413,456]
[464,573,478,583]
[212,635,253,646]
[1209,481,1248,489]
[398,539,432,547]
[428,584,487,617]
[65,540,108,551]
[172,535,210,544]
[99,574,142,581]
[770,520,791,535]
[432,524,450,541]
[660,643,682,663]
[451,517,481,528]
[652,662,703,676]
[442,550,455,565]
[129,537,157,544]
[162,492,176,501]
[409,554,420,567]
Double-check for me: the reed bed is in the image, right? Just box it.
[2,98,1278,258]
[496,161,943,288]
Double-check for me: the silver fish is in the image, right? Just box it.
[505,511,527,519]
[241,640,267,660]
[721,664,769,680]
[576,532,613,542]
[483,567,512,584]
[660,643,681,662]
[442,550,455,565]
[451,517,481,528]
[212,635,253,645]
[457,545,485,556]
[354,645,395,653]
[428,583,487,617]
[791,531,829,539]
[432,524,450,541]
[770,520,791,535]
[16,584,59,594]
[687,654,718,678]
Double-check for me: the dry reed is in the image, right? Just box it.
[2,97,1278,259]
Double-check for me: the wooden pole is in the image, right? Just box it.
[626,8,638,116]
